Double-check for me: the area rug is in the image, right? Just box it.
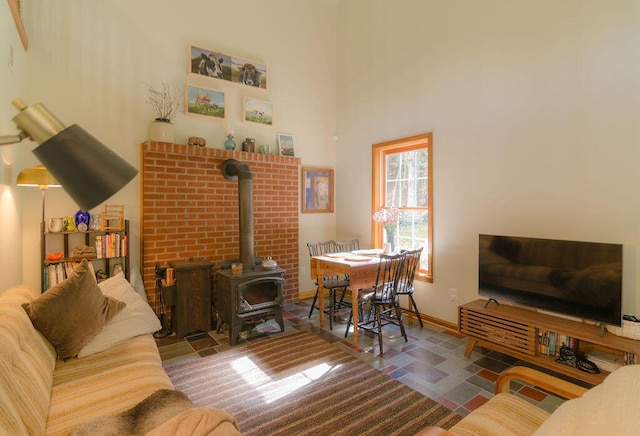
[165,331,462,435]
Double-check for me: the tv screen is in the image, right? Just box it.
[479,234,623,326]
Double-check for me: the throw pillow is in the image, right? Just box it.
[22,259,126,360]
[78,272,160,357]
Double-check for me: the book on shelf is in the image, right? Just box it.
[538,329,579,356]
[44,260,96,290]
[93,233,124,259]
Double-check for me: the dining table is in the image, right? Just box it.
[310,250,382,344]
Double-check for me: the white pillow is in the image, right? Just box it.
[78,272,160,357]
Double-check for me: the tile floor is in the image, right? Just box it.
[156,298,591,418]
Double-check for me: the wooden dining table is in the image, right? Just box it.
[310,252,382,344]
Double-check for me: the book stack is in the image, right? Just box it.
[538,329,579,356]
[44,261,83,289]
[95,234,128,259]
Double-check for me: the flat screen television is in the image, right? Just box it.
[479,234,623,326]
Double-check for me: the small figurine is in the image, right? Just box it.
[224,133,236,150]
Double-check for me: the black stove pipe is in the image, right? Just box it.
[221,159,255,272]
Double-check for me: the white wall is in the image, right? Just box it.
[2,0,337,293]
[336,0,640,323]
[0,0,29,292]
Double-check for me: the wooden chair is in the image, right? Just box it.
[307,240,349,330]
[396,247,424,327]
[333,238,360,253]
[331,238,359,309]
[345,252,407,353]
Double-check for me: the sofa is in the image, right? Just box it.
[419,364,640,435]
[0,261,240,435]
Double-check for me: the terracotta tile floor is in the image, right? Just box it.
[156,298,587,417]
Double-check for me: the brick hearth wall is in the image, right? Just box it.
[141,141,300,317]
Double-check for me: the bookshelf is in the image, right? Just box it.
[41,220,129,291]
[459,299,640,385]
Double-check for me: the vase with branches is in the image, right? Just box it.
[146,82,182,143]
[372,207,402,252]
[146,82,182,122]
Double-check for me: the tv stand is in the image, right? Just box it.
[459,299,640,385]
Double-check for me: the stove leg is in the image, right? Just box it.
[275,308,285,332]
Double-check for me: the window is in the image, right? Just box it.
[372,133,432,282]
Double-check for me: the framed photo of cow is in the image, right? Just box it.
[189,45,231,81]
[188,44,267,90]
[185,84,225,120]
[243,97,273,126]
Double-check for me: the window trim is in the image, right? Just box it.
[372,133,433,282]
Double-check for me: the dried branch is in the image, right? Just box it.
[145,82,182,121]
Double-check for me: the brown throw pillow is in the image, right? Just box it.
[22,259,125,359]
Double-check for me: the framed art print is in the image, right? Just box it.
[243,97,273,126]
[185,84,225,119]
[278,132,294,156]
[188,44,267,90]
[302,167,334,213]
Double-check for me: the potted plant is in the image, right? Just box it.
[146,82,182,143]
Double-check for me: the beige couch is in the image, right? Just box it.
[420,364,640,435]
[0,284,239,435]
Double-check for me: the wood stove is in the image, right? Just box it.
[214,158,286,345]
[216,267,285,345]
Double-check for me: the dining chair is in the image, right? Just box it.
[331,238,359,309]
[307,240,350,330]
[333,238,360,253]
[344,252,407,353]
[396,247,424,327]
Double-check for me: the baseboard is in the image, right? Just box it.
[421,314,459,332]
[299,289,316,300]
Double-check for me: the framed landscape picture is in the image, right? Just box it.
[277,132,294,156]
[185,84,225,119]
[302,167,334,213]
[243,97,273,126]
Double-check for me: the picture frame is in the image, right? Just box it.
[185,84,225,120]
[243,97,273,126]
[277,132,294,156]
[8,0,28,50]
[302,167,334,213]
[188,44,267,90]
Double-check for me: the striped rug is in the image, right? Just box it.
[165,331,462,435]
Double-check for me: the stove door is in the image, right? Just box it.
[236,277,285,314]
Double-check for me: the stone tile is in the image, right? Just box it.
[463,393,490,411]
[405,347,447,365]
[403,360,449,384]
[466,374,495,394]
[472,355,512,373]
[442,381,483,405]
[476,368,500,383]
[519,386,548,402]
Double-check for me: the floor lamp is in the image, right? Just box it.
[1,99,137,211]
[16,165,61,225]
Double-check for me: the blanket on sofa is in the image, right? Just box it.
[71,389,240,436]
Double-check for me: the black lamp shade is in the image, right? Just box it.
[32,124,138,211]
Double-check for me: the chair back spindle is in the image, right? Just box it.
[333,238,360,253]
